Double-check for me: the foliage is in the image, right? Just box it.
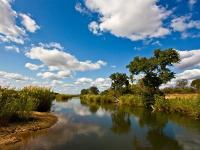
[80,86,99,95]
[127,49,180,105]
[109,73,130,95]
[176,79,188,89]
[89,86,99,95]
[191,79,200,90]
[81,89,89,95]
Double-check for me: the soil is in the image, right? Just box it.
[0,112,57,147]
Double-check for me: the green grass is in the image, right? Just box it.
[154,95,200,119]
[0,86,54,125]
[119,94,144,107]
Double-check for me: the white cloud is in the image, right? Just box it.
[188,0,197,8]
[25,43,107,79]
[5,45,20,53]
[37,70,71,80]
[85,0,171,41]
[38,42,64,50]
[171,16,200,38]
[75,2,90,15]
[0,0,25,44]
[75,77,93,85]
[75,77,111,91]
[0,0,39,44]
[25,63,44,71]
[0,70,32,81]
[175,49,200,69]
[162,68,200,88]
[19,13,40,33]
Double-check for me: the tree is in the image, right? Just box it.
[191,79,200,90]
[89,86,99,95]
[176,79,188,89]
[127,49,180,105]
[80,89,89,95]
[109,73,129,94]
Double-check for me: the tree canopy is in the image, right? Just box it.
[110,73,129,94]
[127,49,180,92]
[191,79,200,90]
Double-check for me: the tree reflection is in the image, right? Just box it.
[111,110,131,134]
[132,110,183,150]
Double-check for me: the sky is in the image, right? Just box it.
[0,0,200,94]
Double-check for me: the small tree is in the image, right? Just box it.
[110,73,129,95]
[127,49,180,105]
[176,79,188,89]
[80,89,89,95]
[191,79,200,90]
[89,86,99,95]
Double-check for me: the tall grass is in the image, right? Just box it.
[0,86,54,125]
[119,94,144,107]
[154,95,200,119]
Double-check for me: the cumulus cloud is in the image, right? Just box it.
[162,69,200,88]
[188,0,197,8]
[5,45,20,53]
[171,16,200,38]
[0,0,39,44]
[25,43,107,79]
[19,13,40,33]
[37,70,71,80]
[175,49,200,69]
[0,0,25,44]
[75,2,90,15]
[85,0,171,41]
[75,77,111,91]
[25,63,44,71]
[0,70,32,81]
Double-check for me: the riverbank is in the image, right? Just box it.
[80,94,200,120]
[0,112,57,147]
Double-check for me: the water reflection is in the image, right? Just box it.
[6,98,200,150]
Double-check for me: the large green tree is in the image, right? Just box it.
[191,79,200,90]
[127,49,180,104]
[109,73,129,94]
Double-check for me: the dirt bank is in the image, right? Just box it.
[0,112,57,147]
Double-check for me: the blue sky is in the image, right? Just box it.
[0,0,200,94]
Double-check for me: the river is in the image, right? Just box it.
[8,98,200,150]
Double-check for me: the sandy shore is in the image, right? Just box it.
[0,112,57,147]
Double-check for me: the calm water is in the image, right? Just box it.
[7,98,200,150]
